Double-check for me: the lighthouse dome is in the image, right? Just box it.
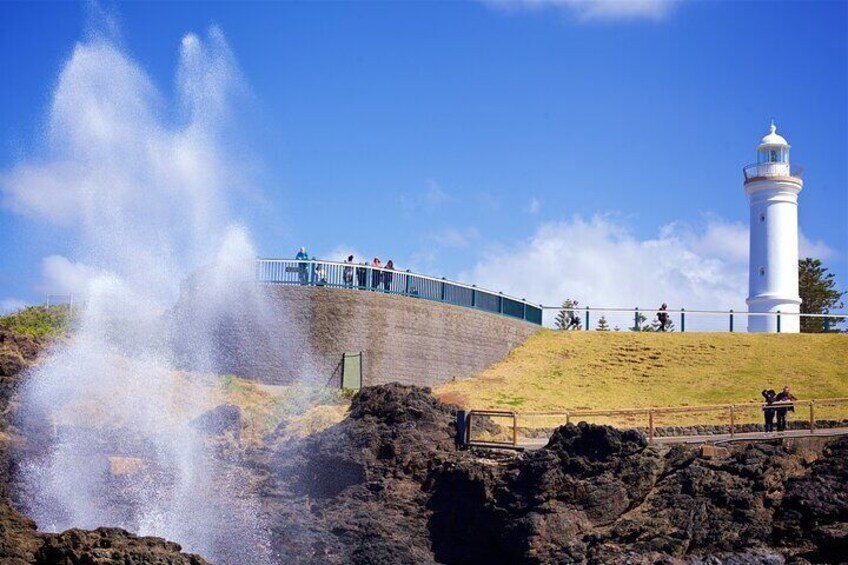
[758,121,789,148]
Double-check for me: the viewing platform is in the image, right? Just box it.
[255,258,543,326]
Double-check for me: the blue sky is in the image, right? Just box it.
[1,0,846,314]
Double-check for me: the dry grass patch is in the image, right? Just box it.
[436,331,848,425]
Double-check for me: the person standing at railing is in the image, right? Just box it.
[657,303,670,332]
[343,255,355,286]
[762,389,777,433]
[371,257,382,289]
[356,262,367,288]
[296,247,310,285]
[566,300,581,330]
[774,385,797,432]
[383,260,394,292]
[315,263,327,286]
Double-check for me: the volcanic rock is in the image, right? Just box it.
[0,502,209,565]
[192,403,242,437]
[249,384,847,564]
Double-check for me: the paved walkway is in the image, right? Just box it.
[512,427,848,450]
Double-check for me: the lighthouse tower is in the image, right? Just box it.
[744,121,803,333]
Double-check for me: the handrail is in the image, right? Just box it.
[254,258,543,325]
[465,397,848,448]
[520,397,848,417]
[537,305,847,318]
[742,162,803,181]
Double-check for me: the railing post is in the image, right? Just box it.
[777,310,781,333]
[681,308,685,333]
[809,401,815,433]
[634,307,640,332]
[498,293,504,314]
[729,405,735,437]
[824,316,830,333]
[456,410,468,447]
[512,412,518,447]
[523,302,528,322]
[648,410,654,443]
[405,270,410,295]
[441,277,446,302]
[565,413,570,425]
[729,309,734,333]
[471,285,476,308]
[585,307,590,331]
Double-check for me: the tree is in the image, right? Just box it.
[799,258,845,333]
[596,315,610,331]
[555,299,581,331]
[647,316,675,332]
[629,312,647,332]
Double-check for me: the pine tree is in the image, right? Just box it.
[555,299,581,331]
[799,258,845,333]
[648,317,675,332]
[596,315,610,331]
[629,312,647,332]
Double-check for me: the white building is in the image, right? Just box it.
[743,121,803,332]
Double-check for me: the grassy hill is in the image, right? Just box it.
[0,305,74,338]
[434,330,848,414]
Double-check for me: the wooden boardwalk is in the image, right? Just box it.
[513,427,848,451]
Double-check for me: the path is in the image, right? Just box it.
[512,426,848,450]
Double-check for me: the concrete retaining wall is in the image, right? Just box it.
[179,285,538,387]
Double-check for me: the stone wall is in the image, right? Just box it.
[181,285,538,387]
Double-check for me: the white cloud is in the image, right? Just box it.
[799,232,836,261]
[430,227,481,248]
[528,197,541,214]
[462,215,750,320]
[38,255,108,296]
[399,180,453,214]
[482,0,681,22]
[463,214,840,327]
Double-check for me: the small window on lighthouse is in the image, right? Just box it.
[759,266,765,277]
[760,213,766,223]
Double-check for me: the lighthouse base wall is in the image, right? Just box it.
[747,296,801,333]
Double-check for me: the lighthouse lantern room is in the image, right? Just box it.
[743,121,804,333]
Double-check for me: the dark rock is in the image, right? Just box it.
[0,502,208,564]
[248,385,848,564]
[192,403,242,437]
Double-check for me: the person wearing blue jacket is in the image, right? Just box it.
[296,247,309,285]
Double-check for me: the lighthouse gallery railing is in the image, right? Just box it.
[743,162,804,181]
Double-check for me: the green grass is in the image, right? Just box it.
[435,330,848,413]
[0,304,74,338]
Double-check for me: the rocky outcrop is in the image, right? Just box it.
[0,502,209,565]
[774,437,848,562]
[252,384,847,564]
[0,329,208,565]
[0,329,45,418]
[257,384,458,563]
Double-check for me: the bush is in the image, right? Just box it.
[0,305,74,338]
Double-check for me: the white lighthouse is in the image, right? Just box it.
[744,121,803,332]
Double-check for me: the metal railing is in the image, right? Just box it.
[543,305,847,333]
[255,258,543,325]
[462,397,848,449]
[743,162,804,181]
